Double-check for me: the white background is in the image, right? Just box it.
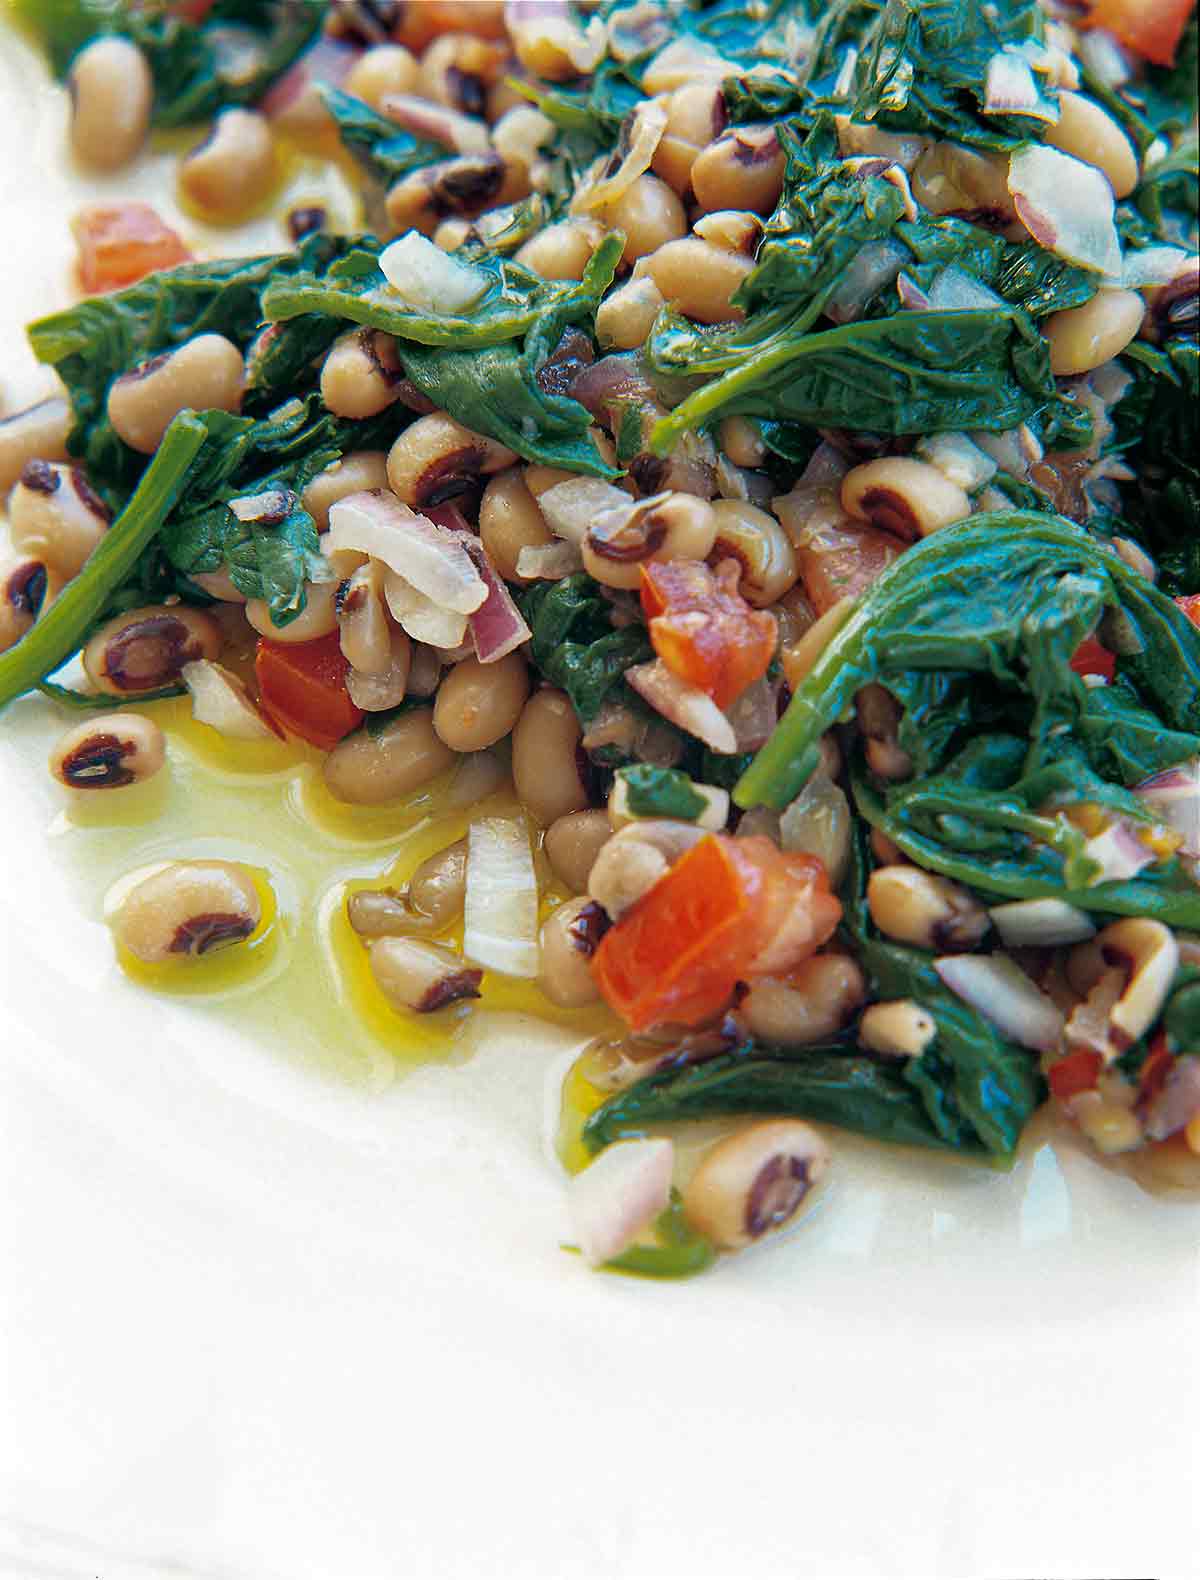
[1,22,1197,1580]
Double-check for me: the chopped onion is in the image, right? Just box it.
[641,36,738,93]
[914,430,997,491]
[572,97,668,215]
[984,48,1058,120]
[626,660,738,755]
[895,272,931,312]
[384,572,469,649]
[567,1138,675,1267]
[928,265,1007,313]
[1082,820,1156,883]
[378,94,490,155]
[825,239,909,325]
[454,535,532,663]
[538,477,633,544]
[1135,760,1200,856]
[725,674,777,753]
[567,351,656,422]
[988,898,1096,947]
[515,541,584,580]
[379,231,490,315]
[1123,245,1192,289]
[181,660,280,742]
[261,33,357,122]
[779,771,852,890]
[1075,28,1133,90]
[1143,1058,1200,1142]
[934,954,1065,1052]
[464,814,540,978]
[327,490,487,613]
[800,442,849,486]
[229,486,295,524]
[1008,145,1122,278]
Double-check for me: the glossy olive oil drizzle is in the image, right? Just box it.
[52,700,614,1089]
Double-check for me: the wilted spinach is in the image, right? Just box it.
[318,84,444,187]
[518,573,652,724]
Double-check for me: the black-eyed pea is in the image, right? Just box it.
[420,32,508,116]
[740,955,867,1047]
[82,604,222,696]
[1043,288,1145,377]
[386,412,516,508]
[410,837,468,925]
[320,329,404,420]
[110,860,262,963]
[179,109,277,221]
[301,451,391,533]
[516,220,604,280]
[707,500,797,606]
[68,36,152,171]
[1043,90,1139,198]
[911,142,1016,227]
[343,43,420,109]
[491,104,554,171]
[718,415,767,470]
[538,896,605,1008]
[858,999,938,1057]
[478,467,554,582]
[841,457,971,541]
[867,864,990,952]
[639,238,753,324]
[336,561,393,674]
[583,492,717,591]
[247,579,339,644]
[682,1119,830,1250]
[691,124,785,215]
[512,688,589,826]
[601,174,687,266]
[594,275,667,350]
[0,399,72,498]
[324,707,457,804]
[8,460,111,579]
[651,80,726,194]
[857,682,913,782]
[49,713,165,790]
[367,936,482,1012]
[693,210,763,255]
[509,9,604,81]
[433,651,530,752]
[544,810,612,895]
[107,335,245,455]
[385,151,521,235]
[0,557,55,654]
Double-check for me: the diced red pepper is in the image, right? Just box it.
[591,833,841,1032]
[639,559,777,709]
[1138,1030,1174,1105]
[1070,636,1117,682]
[1084,0,1196,67]
[794,518,904,616]
[72,203,191,295]
[1048,1049,1103,1100]
[1176,594,1200,630]
[255,634,363,751]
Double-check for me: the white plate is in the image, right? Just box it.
[1,29,1197,1580]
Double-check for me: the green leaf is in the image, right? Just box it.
[617,764,707,821]
[318,85,444,187]
[518,574,652,726]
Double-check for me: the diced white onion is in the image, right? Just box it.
[181,660,279,742]
[327,490,487,614]
[988,898,1096,947]
[1081,820,1156,883]
[625,660,738,755]
[984,48,1058,120]
[933,954,1065,1052]
[515,541,584,580]
[384,571,469,649]
[537,477,633,544]
[914,430,997,491]
[379,231,490,314]
[567,1138,675,1267]
[464,814,540,977]
[1135,760,1200,857]
[928,265,1007,313]
[1123,246,1192,289]
[572,96,668,215]
[1008,145,1123,278]
[779,771,852,890]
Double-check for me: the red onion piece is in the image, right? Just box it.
[1143,1057,1200,1142]
[1081,820,1156,883]
[934,954,1065,1051]
[567,1138,675,1267]
[453,532,532,663]
[327,490,487,614]
[1008,145,1122,277]
[261,34,359,121]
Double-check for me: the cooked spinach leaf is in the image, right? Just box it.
[318,84,444,187]
[1112,337,1200,596]
[518,573,652,725]
[617,764,707,821]
[737,513,1200,926]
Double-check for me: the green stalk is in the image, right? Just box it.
[0,413,208,712]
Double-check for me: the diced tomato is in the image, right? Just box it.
[72,203,191,295]
[639,559,777,709]
[1070,635,1117,682]
[794,518,904,616]
[591,834,841,1032]
[1048,1048,1103,1100]
[1084,0,1196,67]
[255,634,363,751]
[168,0,217,19]
[1176,594,1200,629]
